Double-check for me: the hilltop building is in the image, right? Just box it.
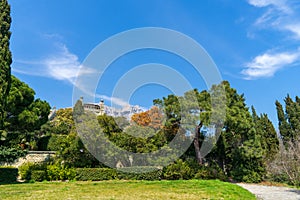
[81,97,144,120]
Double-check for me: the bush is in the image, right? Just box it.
[193,162,227,181]
[20,162,76,181]
[19,162,35,180]
[76,168,117,181]
[194,166,225,181]
[47,164,76,181]
[163,159,193,180]
[267,138,300,186]
[31,170,47,182]
[18,162,47,181]
[0,167,18,183]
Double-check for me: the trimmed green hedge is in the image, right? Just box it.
[76,167,162,181]
[0,167,18,183]
[117,167,162,180]
[76,168,117,181]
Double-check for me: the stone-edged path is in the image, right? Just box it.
[237,183,300,200]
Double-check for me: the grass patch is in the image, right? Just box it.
[0,180,256,200]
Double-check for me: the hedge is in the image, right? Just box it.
[76,167,162,181]
[0,167,18,183]
[76,168,117,181]
[117,167,162,180]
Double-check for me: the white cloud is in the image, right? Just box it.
[13,43,95,84]
[247,0,297,36]
[242,50,300,79]
[13,39,136,109]
[242,0,300,79]
[248,0,292,13]
[285,23,300,39]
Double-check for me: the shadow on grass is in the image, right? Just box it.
[0,180,33,185]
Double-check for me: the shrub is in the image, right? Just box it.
[267,138,300,186]
[31,170,47,182]
[0,167,18,183]
[163,159,193,180]
[19,162,35,180]
[19,162,47,181]
[47,164,76,181]
[194,165,227,181]
[76,168,117,181]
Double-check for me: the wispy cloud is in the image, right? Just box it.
[242,0,300,79]
[248,0,299,38]
[13,43,95,84]
[248,0,292,14]
[13,41,135,108]
[242,49,300,79]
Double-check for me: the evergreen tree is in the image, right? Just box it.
[0,0,12,138]
[276,95,300,144]
[2,76,50,146]
[252,106,279,160]
[155,81,266,182]
[213,81,265,182]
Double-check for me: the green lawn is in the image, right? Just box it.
[0,180,256,200]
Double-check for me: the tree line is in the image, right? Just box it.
[0,0,299,185]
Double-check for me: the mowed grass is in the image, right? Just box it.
[0,180,255,200]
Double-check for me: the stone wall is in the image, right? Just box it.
[1,151,56,168]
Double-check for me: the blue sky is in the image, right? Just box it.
[9,0,300,127]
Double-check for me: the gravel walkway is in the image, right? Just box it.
[237,183,300,200]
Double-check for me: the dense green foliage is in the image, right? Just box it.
[0,1,50,165]
[2,76,51,147]
[76,168,117,181]
[0,0,12,140]
[276,95,300,144]
[19,162,76,181]
[153,81,269,182]
[252,107,279,161]
[0,167,17,183]
[0,146,27,162]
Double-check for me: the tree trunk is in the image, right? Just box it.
[194,121,203,165]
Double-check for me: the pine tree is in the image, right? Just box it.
[0,0,12,135]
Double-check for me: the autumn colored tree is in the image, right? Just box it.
[131,106,163,130]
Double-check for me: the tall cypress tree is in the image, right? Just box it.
[0,0,12,135]
[276,95,300,144]
[252,106,279,160]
